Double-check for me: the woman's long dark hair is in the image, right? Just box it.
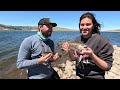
[79,12,101,34]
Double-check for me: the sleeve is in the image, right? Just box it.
[98,37,114,71]
[17,38,39,69]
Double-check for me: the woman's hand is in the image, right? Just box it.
[78,47,93,59]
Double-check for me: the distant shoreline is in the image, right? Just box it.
[0,24,120,32]
[53,30,79,32]
[0,29,120,32]
[103,30,120,32]
[0,29,80,32]
[55,29,120,32]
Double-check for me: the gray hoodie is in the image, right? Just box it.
[17,34,54,79]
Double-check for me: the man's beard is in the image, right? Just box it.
[42,31,52,38]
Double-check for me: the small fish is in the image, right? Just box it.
[41,52,62,58]
[41,52,53,57]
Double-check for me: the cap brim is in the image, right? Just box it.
[50,23,57,27]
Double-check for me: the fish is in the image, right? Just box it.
[58,41,88,66]
[58,41,87,53]
[67,42,87,53]
[41,42,87,66]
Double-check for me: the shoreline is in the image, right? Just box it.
[102,30,120,32]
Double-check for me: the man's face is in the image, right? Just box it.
[39,24,53,38]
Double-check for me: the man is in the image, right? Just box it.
[17,18,60,79]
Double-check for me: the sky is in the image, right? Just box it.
[0,11,120,31]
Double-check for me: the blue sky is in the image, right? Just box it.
[0,11,120,31]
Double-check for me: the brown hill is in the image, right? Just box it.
[0,24,78,31]
[104,29,120,32]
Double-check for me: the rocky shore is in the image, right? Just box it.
[0,45,120,79]
[105,45,120,79]
[52,45,120,79]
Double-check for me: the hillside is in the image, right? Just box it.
[104,29,120,32]
[0,24,78,31]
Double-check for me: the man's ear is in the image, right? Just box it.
[38,25,42,31]
[38,25,43,28]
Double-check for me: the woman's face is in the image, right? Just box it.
[80,17,94,38]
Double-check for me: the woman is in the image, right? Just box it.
[62,12,114,79]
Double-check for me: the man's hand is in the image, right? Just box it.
[38,53,53,64]
[61,42,70,52]
[51,53,59,62]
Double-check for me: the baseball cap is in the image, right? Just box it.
[38,18,57,27]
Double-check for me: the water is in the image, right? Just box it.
[0,30,120,61]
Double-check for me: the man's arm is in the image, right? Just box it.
[17,38,39,69]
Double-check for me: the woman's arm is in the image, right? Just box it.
[82,45,114,71]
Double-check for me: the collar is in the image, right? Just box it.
[37,31,49,41]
